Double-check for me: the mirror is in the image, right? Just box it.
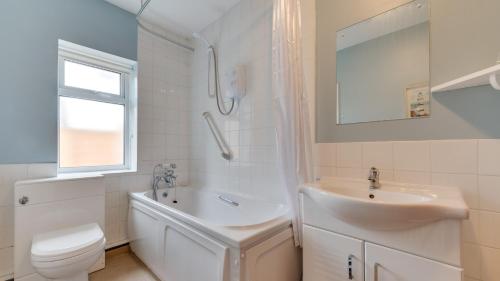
[336,0,430,124]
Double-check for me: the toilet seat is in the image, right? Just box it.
[31,223,105,263]
[32,239,105,269]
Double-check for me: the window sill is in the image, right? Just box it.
[16,173,104,186]
[58,168,137,178]
[16,169,137,186]
[95,168,137,176]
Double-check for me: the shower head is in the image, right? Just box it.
[192,32,212,48]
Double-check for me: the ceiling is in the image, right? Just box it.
[105,0,241,37]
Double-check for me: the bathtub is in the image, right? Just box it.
[128,187,300,281]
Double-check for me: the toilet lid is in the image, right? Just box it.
[31,223,105,262]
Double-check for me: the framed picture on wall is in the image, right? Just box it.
[405,84,430,118]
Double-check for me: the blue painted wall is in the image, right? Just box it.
[0,0,137,164]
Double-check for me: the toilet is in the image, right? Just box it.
[31,223,106,281]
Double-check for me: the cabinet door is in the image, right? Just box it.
[365,243,463,281]
[303,225,364,281]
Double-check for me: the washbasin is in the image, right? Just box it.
[301,178,468,230]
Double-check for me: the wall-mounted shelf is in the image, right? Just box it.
[431,64,500,93]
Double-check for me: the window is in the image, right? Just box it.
[58,40,137,173]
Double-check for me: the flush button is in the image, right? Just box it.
[19,196,29,205]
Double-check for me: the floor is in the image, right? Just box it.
[90,246,160,281]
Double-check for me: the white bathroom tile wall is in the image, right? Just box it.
[312,143,336,180]
[102,27,192,247]
[479,211,500,248]
[393,141,431,172]
[478,139,500,176]
[313,166,336,180]
[394,170,432,185]
[337,143,363,168]
[362,142,393,170]
[478,176,500,212]
[480,246,500,281]
[378,169,395,181]
[313,143,337,172]
[462,210,480,244]
[0,163,56,279]
[313,139,500,281]
[463,243,482,280]
[314,143,336,167]
[337,167,364,179]
[431,140,478,174]
[189,0,285,203]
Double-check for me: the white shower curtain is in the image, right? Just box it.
[272,0,313,246]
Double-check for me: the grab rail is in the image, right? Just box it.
[202,112,232,160]
[218,195,239,207]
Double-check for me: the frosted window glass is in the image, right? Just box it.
[64,61,121,95]
[59,97,124,168]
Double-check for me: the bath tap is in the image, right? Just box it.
[163,164,177,188]
[368,167,381,190]
[152,163,177,201]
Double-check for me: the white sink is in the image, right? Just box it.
[301,178,468,230]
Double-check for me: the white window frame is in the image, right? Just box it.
[57,40,137,174]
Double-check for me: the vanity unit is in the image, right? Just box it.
[301,177,468,281]
[309,0,497,278]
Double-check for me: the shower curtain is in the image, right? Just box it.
[272,0,313,246]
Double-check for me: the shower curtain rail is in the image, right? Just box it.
[136,0,152,17]
[202,112,232,160]
[136,0,195,52]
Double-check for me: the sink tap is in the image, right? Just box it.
[368,167,380,190]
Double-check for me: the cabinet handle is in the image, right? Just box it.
[373,262,381,281]
[347,254,354,280]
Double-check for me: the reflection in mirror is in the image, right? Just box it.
[336,0,430,124]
